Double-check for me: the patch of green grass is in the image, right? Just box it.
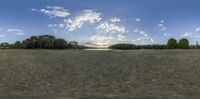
[0,49,200,98]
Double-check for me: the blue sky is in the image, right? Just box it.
[0,0,200,46]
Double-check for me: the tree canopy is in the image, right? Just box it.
[167,38,178,49]
[178,38,189,49]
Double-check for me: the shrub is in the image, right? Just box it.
[109,44,140,50]
[178,38,189,49]
[167,38,177,49]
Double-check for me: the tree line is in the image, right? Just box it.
[0,35,88,49]
[0,36,197,50]
[109,38,196,50]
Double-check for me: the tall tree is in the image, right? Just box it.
[54,38,67,49]
[178,38,189,49]
[14,41,23,49]
[167,38,177,49]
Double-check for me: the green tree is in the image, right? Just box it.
[54,39,67,49]
[68,41,78,48]
[14,41,23,49]
[167,38,177,49]
[23,39,35,49]
[0,42,10,49]
[178,38,189,49]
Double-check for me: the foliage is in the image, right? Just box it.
[0,42,10,49]
[22,35,81,49]
[178,38,189,49]
[167,38,177,49]
[109,44,141,50]
[139,45,167,49]
[68,41,78,49]
[14,41,23,49]
[54,39,67,49]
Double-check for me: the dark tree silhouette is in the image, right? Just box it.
[167,38,177,49]
[178,38,189,49]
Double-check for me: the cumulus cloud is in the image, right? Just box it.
[90,35,113,47]
[181,32,192,38]
[158,20,167,31]
[110,18,121,23]
[7,29,25,35]
[31,6,71,18]
[64,10,102,31]
[88,20,127,46]
[97,22,126,33]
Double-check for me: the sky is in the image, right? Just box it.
[0,0,200,46]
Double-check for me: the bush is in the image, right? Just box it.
[109,44,140,50]
[167,38,177,49]
[139,45,167,49]
[178,38,189,49]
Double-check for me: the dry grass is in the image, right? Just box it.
[0,49,200,99]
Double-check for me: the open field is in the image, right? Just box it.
[0,49,200,99]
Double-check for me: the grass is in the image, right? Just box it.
[0,49,200,99]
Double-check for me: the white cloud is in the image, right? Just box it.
[32,6,70,18]
[14,32,25,35]
[7,29,25,35]
[64,10,102,31]
[140,31,148,37]
[48,23,65,28]
[97,22,126,33]
[181,32,192,38]
[90,35,113,46]
[89,21,127,46]
[136,18,141,22]
[160,20,165,23]
[7,29,23,32]
[195,28,200,32]
[158,20,167,31]
[117,34,126,42]
[132,30,154,45]
[110,18,121,23]
[163,33,172,36]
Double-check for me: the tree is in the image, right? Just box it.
[0,42,10,49]
[109,44,140,50]
[23,39,35,49]
[167,38,177,49]
[54,39,67,49]
[68,41,78,48]
[178,38,189,49]
[14,41,23,49]
[196,41,199,49]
